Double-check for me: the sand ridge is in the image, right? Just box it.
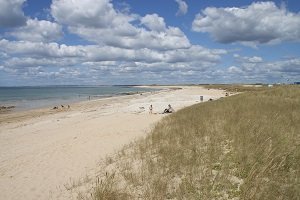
[0,86,226,200]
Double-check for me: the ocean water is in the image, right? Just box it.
[0,86,157,111]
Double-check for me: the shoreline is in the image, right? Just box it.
[0,87,168,125]
[0,85,161,114]
[0,86,226,200]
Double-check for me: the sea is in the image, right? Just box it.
[0,85,158,111]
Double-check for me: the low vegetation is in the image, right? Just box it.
[81,86,300,200]
[204,84,268,93]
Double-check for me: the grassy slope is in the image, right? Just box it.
[87,86,300,200]
[203,84,267,93]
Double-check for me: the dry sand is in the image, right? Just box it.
[0,86,226,200]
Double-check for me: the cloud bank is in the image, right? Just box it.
[192,2,300,45]
[0,0,299,85]
[51,0,190,50]
[10,19,63,42]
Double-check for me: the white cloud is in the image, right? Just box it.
[0,39,225,64]
[0,39,86,58]
[0,0,27,27]
[141,14,166,32]
[51,0,135,28]
[0,38,228,84]
[163,46,226,63]
[175,0,188,16]
[69,25,190,50]
[3,57,60,70]
[10,19,63,42]
[221,55,300,83]
[192,2,300,45]
[269,58,300,73]
[233,54,263,63]
[248,56,263,63]
[228,66,243,74]
[51,0,190,50]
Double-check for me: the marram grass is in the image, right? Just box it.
[85,86,300,200]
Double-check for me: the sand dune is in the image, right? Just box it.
[0,86,225,200]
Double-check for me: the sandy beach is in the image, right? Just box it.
[0,86,225,200]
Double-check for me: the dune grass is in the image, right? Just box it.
[204,84,268,93]
[84,85,300,200]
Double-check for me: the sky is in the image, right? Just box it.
[0,0,300,86]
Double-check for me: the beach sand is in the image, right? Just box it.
[0,86,226,200]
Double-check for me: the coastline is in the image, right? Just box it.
[0,87,165,125]
[0,85,160,113]
[0,86,226,200]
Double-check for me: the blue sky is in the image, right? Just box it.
[0,0,300,86]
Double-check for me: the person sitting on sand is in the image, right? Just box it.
[163,104,174,113]
[168,104,174,113]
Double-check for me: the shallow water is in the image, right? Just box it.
[0,85,157,111]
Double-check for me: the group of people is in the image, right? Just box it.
[53,104,70,110]
[149,104,174,114]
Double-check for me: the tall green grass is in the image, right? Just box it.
[85,86,300,200]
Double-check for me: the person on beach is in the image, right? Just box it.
[149,104,153,114]
[168,104,174,113]
[163,104,174,113]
